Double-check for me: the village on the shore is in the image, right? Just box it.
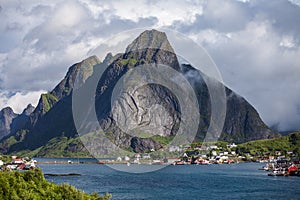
[1,142,299,177]
[0,155,37,171]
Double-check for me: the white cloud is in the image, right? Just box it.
[289,0,300,7]
[280,35,296,48]
[0,1,102,92]
[0,90,46,113]
[0,0,160,92]
[189,29,230,45]
[107,0,203,26]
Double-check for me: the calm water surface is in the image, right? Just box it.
[37,158,300,200]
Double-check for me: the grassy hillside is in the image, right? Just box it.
[0,168,111,200]
[237,132,300,157]
[6,136,91,158]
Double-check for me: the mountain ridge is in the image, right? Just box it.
[0,29,280,156]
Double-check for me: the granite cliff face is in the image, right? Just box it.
[0,29,280,155]
[221,89,277,143]
[0,107,17,139]
[93,30,182,152]
[93,30,279,153]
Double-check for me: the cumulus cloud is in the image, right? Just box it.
[0,90,46,113]
[0,0,159,92]
[172,0,252,33]
[81,0,203,26]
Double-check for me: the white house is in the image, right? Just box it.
[227,143,237,148]
[12,158,23,164]
[124,156,130,161]
[142,154,151,159]
[134,154,141,158]
[116,157,122,161]
[209,145,218,149]
[169,146,182,152]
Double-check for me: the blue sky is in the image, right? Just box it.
[0,0,299,131]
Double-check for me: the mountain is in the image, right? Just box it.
[0,107,17,139]
[0,104,35,140]
[0,29,280,156]
[10,104,35,135]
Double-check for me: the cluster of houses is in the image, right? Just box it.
[175,143,239,165]
[254,150,298,163]
[112,142,299,166]
[112,143,242,165]
[115,153,153,164]
[0,156,36,170]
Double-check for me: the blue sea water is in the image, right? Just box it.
[37,159,300,200]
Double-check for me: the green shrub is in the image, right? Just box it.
[0,168,111,200]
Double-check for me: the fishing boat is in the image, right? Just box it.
[268,169,288,176]
[288,165,298,176]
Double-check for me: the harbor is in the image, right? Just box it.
[260,158,300,177]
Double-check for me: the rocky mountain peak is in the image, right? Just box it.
[125,29,175,54]
[103,52,113,63]
[123,29,179,71]
[22,104,35,116]
[51,55,100,100]
[0,106,17,139]
[0,107,16,115]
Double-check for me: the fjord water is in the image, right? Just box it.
[38,159,300,200]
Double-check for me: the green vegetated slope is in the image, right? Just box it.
[41,93,58,114]
[237,132,300,156]
[0,168,111,200]
[14,136,91,158]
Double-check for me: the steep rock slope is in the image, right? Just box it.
[0,107,17,139]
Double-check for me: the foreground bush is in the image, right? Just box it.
[0,168,111,200]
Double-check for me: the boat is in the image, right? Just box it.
[98,160,105,164]
[174,161,185,165]
[288,165,298,176]
[268,170,287,176]
[200,160,210,165]
[268,168,288,176]
[152,160,163,165]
